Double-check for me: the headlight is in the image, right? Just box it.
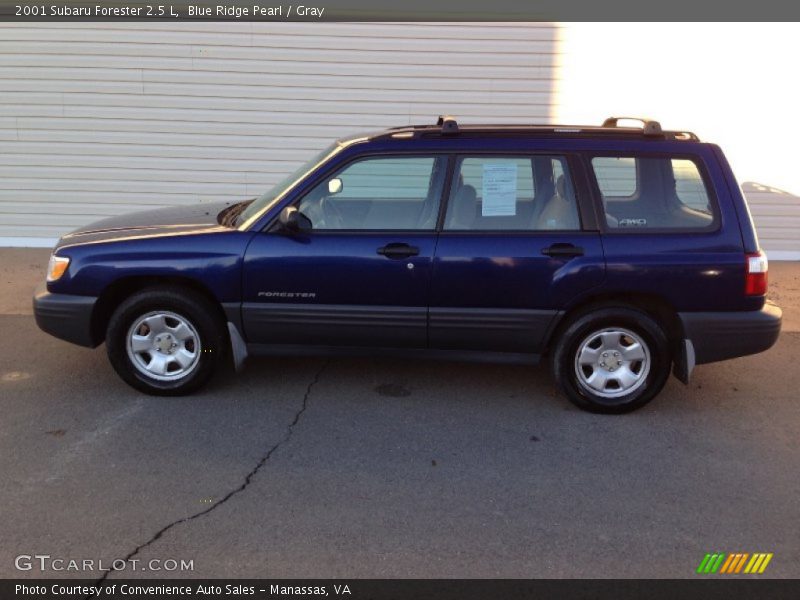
[46,254,70,282]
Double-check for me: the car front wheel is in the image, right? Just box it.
[552,307,671,413]
[106,287,225,395]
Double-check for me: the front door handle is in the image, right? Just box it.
[377,243,420,259]
[542,243,584,258]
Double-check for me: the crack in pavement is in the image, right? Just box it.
[87,360,329,596]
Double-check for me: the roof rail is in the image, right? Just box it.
[436,114,459,135]
[602,116,663,137]
[371,115,699,142]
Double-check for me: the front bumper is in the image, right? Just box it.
[33,283,99,348]
[679,302,782,365]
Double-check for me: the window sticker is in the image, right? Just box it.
[481,163,517,216]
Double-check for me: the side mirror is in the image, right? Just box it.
[327,178,343,195]
[278,206,312,233]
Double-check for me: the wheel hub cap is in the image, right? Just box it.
[154,333,177,354]
[126,311,201,382]
[574,327,651,400]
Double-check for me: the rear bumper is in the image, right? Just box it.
[33,283,99,348]
[679,302,782,365]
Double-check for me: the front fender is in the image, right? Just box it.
[48,230,253,304]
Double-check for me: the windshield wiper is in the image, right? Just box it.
[219,200,253,227]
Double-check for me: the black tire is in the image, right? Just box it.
[106,286,226,396]
[551,307,671,414]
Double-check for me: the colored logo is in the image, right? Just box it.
[697,552,773,574]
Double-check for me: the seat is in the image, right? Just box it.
[447,184,477,229]
[535,175,578,230]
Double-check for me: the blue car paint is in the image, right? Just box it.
[241,136,758,318]
[241,231,438,347]
[428,232,606,352]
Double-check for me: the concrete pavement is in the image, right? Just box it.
[1,249,798,579]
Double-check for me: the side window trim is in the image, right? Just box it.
[434,154,457,232]
[585,151,721,235]
[567,153,599,231]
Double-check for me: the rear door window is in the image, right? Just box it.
[443,155,580,231]
[590,155,715,230]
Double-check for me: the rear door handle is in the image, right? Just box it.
[377,243,420,259]
[542,243,584,258]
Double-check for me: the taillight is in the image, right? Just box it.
[745,251,768,296]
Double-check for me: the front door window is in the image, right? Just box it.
[297,156,446,230]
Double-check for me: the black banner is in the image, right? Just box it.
[3,579,800,600]
[2,0,800,21]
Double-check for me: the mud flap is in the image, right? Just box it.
[227,322,249,372]
[672,338,696,384]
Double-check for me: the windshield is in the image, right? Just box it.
[236,142,341,228]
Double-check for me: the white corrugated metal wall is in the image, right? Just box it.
[555,22,800,260]
[741,183,800,258]
[0,22,797,257]
[0,22,556,243]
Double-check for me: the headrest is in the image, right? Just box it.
[449,183,477,228]
[556,174,566,198]
[456,184,477,203]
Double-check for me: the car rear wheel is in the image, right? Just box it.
[552,307,671,413]
[106,287,225,395]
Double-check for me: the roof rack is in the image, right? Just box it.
[602,116,662,137]
[436,114,459,135]
[375,115,699,142]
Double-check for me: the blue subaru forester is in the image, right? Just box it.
[33,116,782,413]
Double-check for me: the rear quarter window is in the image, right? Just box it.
[591,155,716,231]
[591,157,638,198]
